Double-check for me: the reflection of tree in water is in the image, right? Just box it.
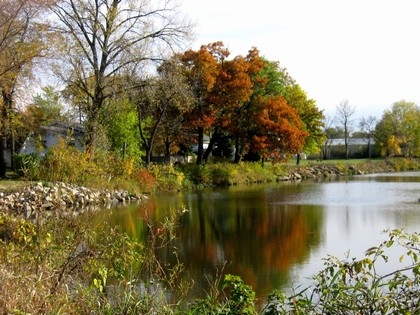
[155,187,324,304]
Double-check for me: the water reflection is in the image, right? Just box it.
[95,171,420,304]
[170,187,323,301]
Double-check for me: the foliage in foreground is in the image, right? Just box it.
[0,208,189,314]
[1,203,420,315]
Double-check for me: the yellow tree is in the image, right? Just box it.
[375,100,420,157]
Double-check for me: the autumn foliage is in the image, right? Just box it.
[176,42,317,164]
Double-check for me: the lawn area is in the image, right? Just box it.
[0,172,31,192]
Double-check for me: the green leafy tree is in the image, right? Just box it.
[375,100,420,157]
[102,99,142,160]
[24,86,69,131]
[282,84,325,158]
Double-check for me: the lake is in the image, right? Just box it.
[95,171,420,305]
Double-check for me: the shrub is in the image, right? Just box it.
[148,163,185,191]
[187,274,257,315]
[133,168,157,193]
[13,153,42,179]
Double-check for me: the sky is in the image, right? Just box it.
[180,0,420,119]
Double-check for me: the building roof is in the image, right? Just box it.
[327,138,375,145]
[40,122,84,136]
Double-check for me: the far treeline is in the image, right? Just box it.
[0,0,419,179]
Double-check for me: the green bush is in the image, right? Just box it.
[187,274,257,315]
[13,153,42,179]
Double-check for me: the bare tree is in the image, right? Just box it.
[359,115,377,158]
[51,0,193,152]
[321,115,335,160]
[335,100,356,159]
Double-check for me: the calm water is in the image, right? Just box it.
[95,171,420,304]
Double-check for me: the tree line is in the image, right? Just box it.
[0,0,418,178]
[325,99,420,160]
[0,0,326,177]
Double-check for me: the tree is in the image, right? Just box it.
[282,84,325,161]
[203,48,261,163]
[24,86,70,131]
[335,100,356,159]
[102,98,142,160]
[234,56,309,163]
[246,95,308,162]
[178,42,224,164]
[359,115,377,158]
[374,101,420,157]
[135,58,194,164]
[51,0,192,153]
[0,0,51,176]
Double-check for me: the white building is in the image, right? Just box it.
[20,122,85,156]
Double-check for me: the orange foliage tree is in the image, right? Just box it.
[204,48,262,162]
[247,95,308,161]
[178,42,310,164]
[178,42,224,164]
[227,53,308,163]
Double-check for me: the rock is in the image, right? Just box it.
[0,181,144,218]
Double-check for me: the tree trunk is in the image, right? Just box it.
[196,127,204,165]
[164,136,171,158]
[0,135,6,177]
[234,136,241,164]
[203,129,219,162]
[145,146,152,164]
[0,90,13,177]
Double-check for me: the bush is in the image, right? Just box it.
[13,153,42,179]
[187,274,257,315]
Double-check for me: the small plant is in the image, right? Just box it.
[187,273,257,315]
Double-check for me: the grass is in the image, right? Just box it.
[0,172,31,192]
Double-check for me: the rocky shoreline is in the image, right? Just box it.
[279,164,367,181]
[0,181,144,219]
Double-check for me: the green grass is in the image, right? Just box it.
[0,171,31,192]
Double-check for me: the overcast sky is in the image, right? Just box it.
[180,0,420,119]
